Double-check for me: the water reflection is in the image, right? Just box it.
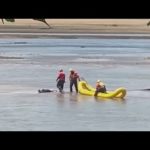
[55,91,127,104]
[69,93,92,102]
[56,92,65,103]
[94,96,126,104]
[112,98,127,104]
[55,92,91,106]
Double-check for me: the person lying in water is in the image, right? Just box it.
[38,89,57,93]
[94,80,107,96]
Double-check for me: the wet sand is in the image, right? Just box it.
[0,52,150,66]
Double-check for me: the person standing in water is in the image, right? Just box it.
[56,69,65,93]
[69,68,80,93]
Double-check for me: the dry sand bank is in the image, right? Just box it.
[0,19,150,38]
[0,19,150,26]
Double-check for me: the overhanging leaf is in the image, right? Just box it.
[147,21,150,26]
[1,19,15,24]
[5,19,15,22]
[1,19,51,28]
[33,19,51,28]
[1,19,4,24]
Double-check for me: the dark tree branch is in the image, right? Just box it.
[33,19,51,28]
[147,21,150,26]
[1,19,51,28]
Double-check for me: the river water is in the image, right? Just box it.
[0,38,150,131]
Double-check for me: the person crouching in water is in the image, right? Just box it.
[69,68,80,93]
[56,69,65,93]
[94,80,107,96]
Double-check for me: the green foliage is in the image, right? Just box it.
[5,19,15,22]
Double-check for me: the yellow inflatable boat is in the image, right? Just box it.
[78,81,126,99]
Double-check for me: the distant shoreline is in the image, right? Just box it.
[0,19,150,38]
[0,32,150,39]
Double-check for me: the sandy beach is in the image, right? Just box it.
[0,19,150,38]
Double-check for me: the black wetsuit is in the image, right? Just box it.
[57,80,65,92]
[94,85,106,96]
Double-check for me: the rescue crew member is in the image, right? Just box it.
[56,69,65,93]
[94,80,107,96]
[69,68,80,93]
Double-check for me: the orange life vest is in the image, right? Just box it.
[69,72,79,80]
[57,72,65,81]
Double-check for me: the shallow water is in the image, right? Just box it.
[0,38,150,131]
